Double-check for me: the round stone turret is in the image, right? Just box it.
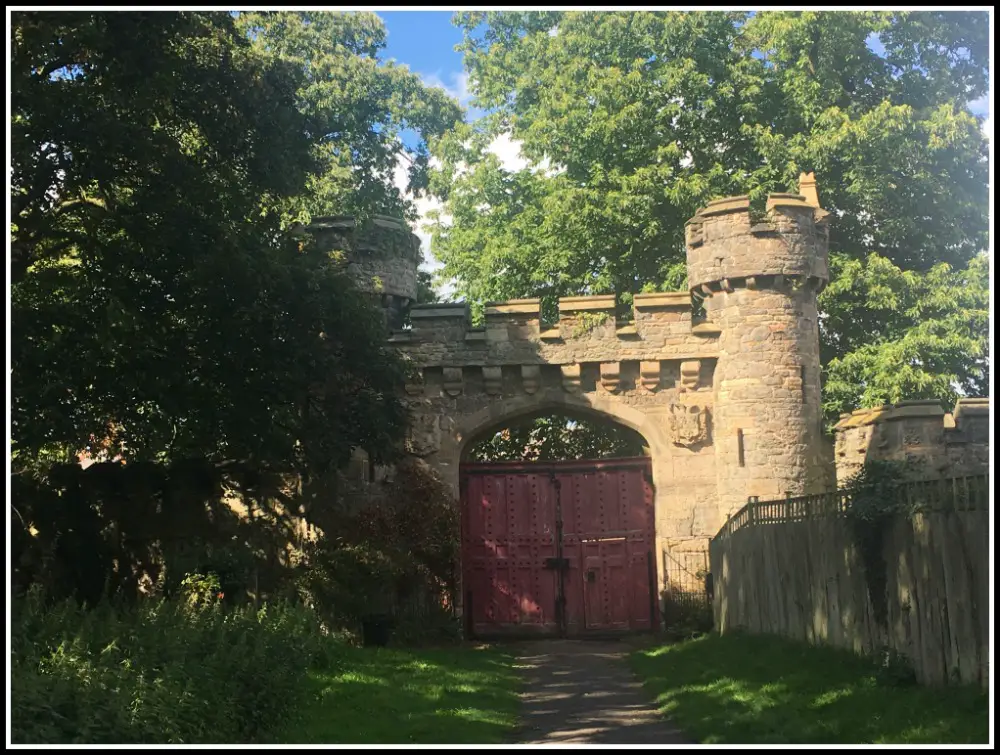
[307,215,421,330]
[686,174,833,516]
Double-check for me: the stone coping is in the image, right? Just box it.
[833,398,989,431]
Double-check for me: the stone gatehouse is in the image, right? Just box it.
[319,174,845,596]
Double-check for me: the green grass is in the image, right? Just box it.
[279,644,521,744]
[629,632,988,744]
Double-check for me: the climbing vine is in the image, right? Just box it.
[571,311,613,338]
[842,459,923,630]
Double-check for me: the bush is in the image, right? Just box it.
[294,459,459,643]
[662,592,714,641]
[10,586,343,744]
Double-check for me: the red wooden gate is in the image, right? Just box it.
[460,457,658,638]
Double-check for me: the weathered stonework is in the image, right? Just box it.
[349,173,837,595]
[308,215,421,329]
[687,188,831,517]
[833,398,990,483]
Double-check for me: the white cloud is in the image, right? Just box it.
[488,132,529,172]
[967,94,989,117]
[420,70,473,107]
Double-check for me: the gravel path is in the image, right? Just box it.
[513,639,693,745]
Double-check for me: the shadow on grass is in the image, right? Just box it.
[629,632,988,744]
[278,644,521,745]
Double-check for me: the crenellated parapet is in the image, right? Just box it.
[309,214,421,329]
[833,398,990,483]
[685,182,830,302]
[393,291,720,387]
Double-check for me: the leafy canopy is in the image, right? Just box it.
[11,11,459,476]
[428,11,989,421]
[468,413,648,462]
[234,11,463,226]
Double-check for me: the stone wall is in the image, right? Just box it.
[308,214,421,329]
[833,398,991,484]
[686,186,831,516]
[394,175,836,595]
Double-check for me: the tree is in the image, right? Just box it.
[428,11,989,419]
[234,11,464,226]
[10,11,423,477]
[468,413,648,462]
[416,270,440,304]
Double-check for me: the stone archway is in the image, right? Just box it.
[457,402,661,637]
[333,179,836,627]
[396,300,725,606]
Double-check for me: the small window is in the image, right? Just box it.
[737,429,745,467]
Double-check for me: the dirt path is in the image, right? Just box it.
[512,639,693,745]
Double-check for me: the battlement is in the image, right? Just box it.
[308,215,422,263]
[308,215,421,308]
[401,291,715,349]
[833,398,990,482]
[393,291,720,376]
[685,175,830,297]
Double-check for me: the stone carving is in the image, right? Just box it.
[600,362,620,394]
[639,361,661,393]
[442,367,464,397]
[669,402,709,447]
[679,360,701,392]
[407,412,441,456]
[521,365,540,395]
[403,370,425,396]
[561,364,581,393]
[482,366,502,396]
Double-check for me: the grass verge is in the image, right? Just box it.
[629,632,988,744]
[280,644,521,744]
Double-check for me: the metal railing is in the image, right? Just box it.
[712,473,990,543]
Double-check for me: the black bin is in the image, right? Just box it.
[361,614,393,648]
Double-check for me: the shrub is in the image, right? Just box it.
[294,459,459,643]
[662,592,714,641]
[10,586,343,744]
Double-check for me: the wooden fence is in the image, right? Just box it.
[709,475,990,687]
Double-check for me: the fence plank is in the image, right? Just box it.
[708,473,988,688]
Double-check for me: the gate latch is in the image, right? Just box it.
[544,557,570,571]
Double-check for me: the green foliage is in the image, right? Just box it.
[295,461,460,640]
[820,253,989,419]
[570,310,613,337]
[416,270,440,304]
[429,11,989,422]
[11,10,412,477]
[178,571,224,609]
[662,594,714,642]
[234,11,464,224]
[10,586,343,744]
[468,412,648,462]
[842,459,922,629]
[874,646,917,688]
[630,632,988,743]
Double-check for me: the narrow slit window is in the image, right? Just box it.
[737,429,745,467]
[800,365,807,400]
